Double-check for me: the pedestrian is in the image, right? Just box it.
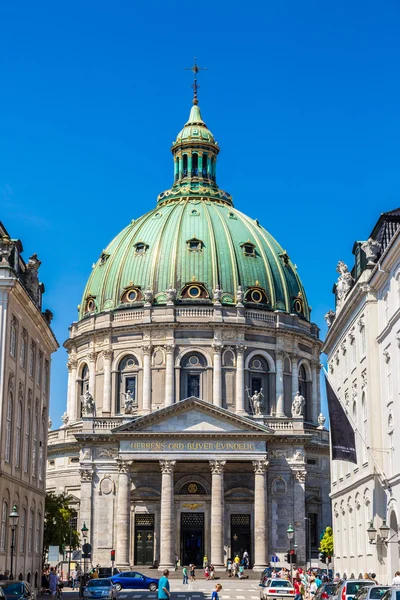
[70,569,77,590]
[232,561,238,577]
[49,567,59,599]
[238,564,244,579]
[210,565,215,580]
[243,550,249,569]
[190,564,196,582]
[212,583,222,600]
[227,560,232,577]
[158,569,171,600]
[309,576,318,599]
[294,575,304,600]
[315,575,322,588]
[392,572,400,586]
[203,555,208,568]
[205,566,210,580]
[182,566,188,585]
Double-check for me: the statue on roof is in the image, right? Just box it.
[292,391,305,417]
[361,238,381,267]
[335,261,354,309]
[82,390,95,416]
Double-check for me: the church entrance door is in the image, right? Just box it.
[230,514,251,564]
[181,513,204,567]
[134,514,154,566]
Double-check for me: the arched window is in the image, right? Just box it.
[39,419,44,482]
[202,153,208,177]
[5,393,13,463]
[35,513,41,553]
[10,317,17,357]
[28,509,34,553]
[180,352,207,400]
[299,365,311,420]
[0,501,7,551]
[24,410,31,473]
[20,330,27,369]
[183,154,188,177]
[192,153,198,176]
[117,355,138,414]
[80,365,89,397]
[178,481,207,495]
[15,401,22,468]
[19,508,26,553]
[362,392,367,464]
[29,342,36,378]
[248,355,270,414]
[32,415,38,477]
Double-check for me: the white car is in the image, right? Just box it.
[260,579,295,600]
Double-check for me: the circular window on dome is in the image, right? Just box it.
[251,290,263,303]
[86,299,95,312]
[188,285,201,298]
[293,299,303,314]
[127,290,137,302]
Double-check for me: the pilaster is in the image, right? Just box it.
[210,460,226,568]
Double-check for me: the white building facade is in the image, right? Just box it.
[323,209,400,583]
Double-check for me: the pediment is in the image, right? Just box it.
[113,397,273,435]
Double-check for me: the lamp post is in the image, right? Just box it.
[9,505,19,580]
[367,519,391,544]
[304,517,311,571]
[81,522,88,575]
[287,524,294,582]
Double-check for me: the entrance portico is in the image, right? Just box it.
[113,397,272,570]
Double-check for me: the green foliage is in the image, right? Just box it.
[319,526,334,556]
[44,492,80,556]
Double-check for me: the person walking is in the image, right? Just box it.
[158,569,171,600]
[182,566,188,585]
[205,566,210,580]
[203,555,208,568]
[212,584,222,600]
[190,564,196,582]
[393,572,400,586]
[49,568,59,599]
[227,560,232,577]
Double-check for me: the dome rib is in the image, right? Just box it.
[168,201,186,290]
[202,201,219,290]
[211,205,239,292]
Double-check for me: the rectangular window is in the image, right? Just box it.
[10,319,16,357]
[19,509,26,553]
[187,374,200,398]
[37,351,43,386]
[20,331,27,368]
[29,343,36,378]
[28,510,34,553]
[0,502,7,551]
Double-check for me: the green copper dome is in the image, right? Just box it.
[79,102,310,321]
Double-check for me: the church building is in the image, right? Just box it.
[46,81,330,570]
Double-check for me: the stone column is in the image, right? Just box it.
[311,362,318,423]
[159,460,176,569]
[235,345,246,415]
[88,351,96,397]
[253,459,269,570]
[103,350,112,414]
[165,345,175,406]
[275,352,284,417]
[212,344,222,407]
[79,468,94,551]
[116,460,132,567]
[210,460,226,568]
[142,345,152,414]
[291,357,299,406]
[68,358,78,421]
[291,466,307,564]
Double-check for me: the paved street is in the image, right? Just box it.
[48,580,262,600]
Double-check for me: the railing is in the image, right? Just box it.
[246,310,276,324]
[92,418,124,430]
[114,310,144,322]
[176,308,213,318]
[265,420,294,431]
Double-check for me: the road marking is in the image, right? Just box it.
[132,596,142,598]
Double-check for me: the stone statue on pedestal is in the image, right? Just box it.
[292,391,305,417]
[213,285,222,303]
[236,285,244,306]
[249,389,263,416]
[335,261,354,308]
[361,238,381,267]
[82,391,95,415]
[166,285,176,305]
[122,389,136,414]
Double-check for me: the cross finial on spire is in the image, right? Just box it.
[185,57,207,105]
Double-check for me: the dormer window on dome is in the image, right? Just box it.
[293,293,304,315]
[134,242,149,255]
[84,294,96,314]
[99,251,110,265]
[187,237,204,252]
[241,241,256,257]
[121,284,142,304]
[245,286,269,305]
[180,280,209,300]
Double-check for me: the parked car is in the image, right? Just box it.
[315,582,338,600]
[381,589,400,600]
[110,572,159,592]
[83,579,118,600]
[0,581,35,600]
[260,569,283,586]
[354,587,391,600]
[260,579,295,600]
[94,569,121,579]
[332,580,375,600]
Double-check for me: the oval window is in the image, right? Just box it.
[86,299,95,312]
[251,290,262,303]
[127,290,137,302]
[188,286,201,298]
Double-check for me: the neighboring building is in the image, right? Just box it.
[0,223,58,585]
[323,209,400,583]
[47,94,330,571]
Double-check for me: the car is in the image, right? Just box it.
[354,587,391,600]
[315,582,337,600]
[332,580,375,600]
[93,569,121,579]
[381,589,400,600]
[83,579,118,600]
[260,569,283,586]
[0,581,35,600]
[110,572,159,592]
[260,579,295,600]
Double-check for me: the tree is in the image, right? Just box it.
[319,526,334,558]
[43,492,80,559]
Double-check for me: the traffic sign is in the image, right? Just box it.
[271,555,279,563]
[82,543,92,554]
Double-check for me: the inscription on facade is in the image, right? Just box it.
[120,440,266,453]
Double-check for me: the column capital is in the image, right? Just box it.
[275,351,284,361]
[160,460,176,474]
[103,349,112,360]
[292,468,307,483]
[141,344,153,356]
[80,468,93,482]
[209,460,226,474]
[164,344,175,355]
[212,342,224,354]
[117,459,134,473]
[88,351,97,362]
[252,459,269,474]
[235,344,247,355]
[67,358,78,371]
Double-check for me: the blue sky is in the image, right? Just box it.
[1,0,399,426]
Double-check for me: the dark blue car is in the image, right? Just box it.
[110,572,159,592]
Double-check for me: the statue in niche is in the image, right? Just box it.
[248,389,263,416]
[82,390,95,415]
[292,391,305,417]
[122,389,136,414]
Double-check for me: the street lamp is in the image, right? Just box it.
[9,505,19,580]
[367,519,391,544]
[287,524,294,581]
[81,523,89,577]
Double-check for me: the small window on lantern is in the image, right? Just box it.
[187,238,204,252]
[241,241,256,257]
[134,242,149,255]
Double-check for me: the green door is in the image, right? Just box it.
[134,514,154,566]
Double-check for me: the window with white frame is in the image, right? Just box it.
[28,509,34,553]
[19,508,26,553]
[24,410,31,473]
[0,501,8,551]
[32,414,38,477]
[39,419,44,482]
[44,360,49,394]
[362,392,368,464]
[37,351,43,386]
[29,342,35,378]
[10,317,17,357]
[35,512,41,553]
[20,330,27,369]
[15,400,22,468]
[361,324,366,356]
[5,393,13,463]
